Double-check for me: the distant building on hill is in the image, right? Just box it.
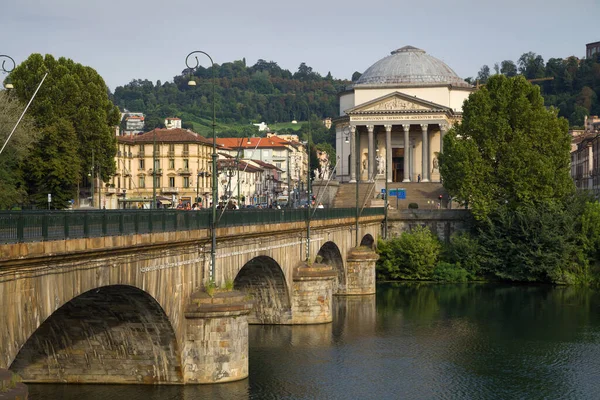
[586,41,600,61]
[165,117,182,129]
[120,111,145,135]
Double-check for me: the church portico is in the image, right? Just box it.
[335,46,474,186]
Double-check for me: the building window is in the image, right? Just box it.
[169,177,175,187]
[139,144,144,153]
[183,159,189,169]
[154,159,160,170]
[154,176,160,187]
[183,177,190,188]
[169,159,175,169]
[169,143,175,152]
[117,177,121,188]
[139,159,145,169]
[183,143,189,152]
[139,176,145,188]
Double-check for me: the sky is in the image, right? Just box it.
[2,0,599,92]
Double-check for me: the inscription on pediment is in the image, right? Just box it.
[366,98,426,111]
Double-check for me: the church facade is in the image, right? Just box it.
[334,46,474,185]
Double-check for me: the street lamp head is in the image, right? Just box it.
[0,55,16,74]
[187,79,197,86]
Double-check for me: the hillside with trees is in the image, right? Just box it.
[112,59,350,140]
[470,52,600,127]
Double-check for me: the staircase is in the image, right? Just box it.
[333,182,448,210]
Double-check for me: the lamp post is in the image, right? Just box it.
[1,55,15,89]
[186,50,217,283]
[305,105,312,262]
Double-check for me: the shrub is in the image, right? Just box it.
[408,203,419,209]
[377,225,441,280]
[432,262,469,282]
[442,232,484,278]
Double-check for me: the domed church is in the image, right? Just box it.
[335,46,474,185]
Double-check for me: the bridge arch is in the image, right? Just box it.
[10,285,182,384]
[234,256,292,324]
[360,233,376,249]
[317,241,346,294]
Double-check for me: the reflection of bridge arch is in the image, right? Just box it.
[360,234,376,249]
[10,285,181,384]
[317,241,345,294]
[234,256,291,324]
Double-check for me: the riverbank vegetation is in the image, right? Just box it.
[378,75,600,285]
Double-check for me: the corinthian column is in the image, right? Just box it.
[421,124,429,182]
[403,124,410,182]
[385,125,392,183]
[349,125,357,183]
[439,123,447,155]
[367,125,374,182]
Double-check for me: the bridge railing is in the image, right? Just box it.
[0,208,384,244]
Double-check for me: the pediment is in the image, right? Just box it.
[346,91,451,114]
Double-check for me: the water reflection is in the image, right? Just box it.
[28,283,600,399]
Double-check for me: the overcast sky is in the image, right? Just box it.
[2,0,599,91]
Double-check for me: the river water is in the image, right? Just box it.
[28,283,600,399]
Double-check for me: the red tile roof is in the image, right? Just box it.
[216,136,292,149]
[117,128,213,145]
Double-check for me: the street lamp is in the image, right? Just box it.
[186,50,217,284]
[305,105,312,262]
[1,55,15,89]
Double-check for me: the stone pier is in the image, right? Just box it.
[292,262,336,324]
[183,290,254,384]
[341,247,379,295]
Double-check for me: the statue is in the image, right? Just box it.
[377,155,385,175]
[432,157,439,173]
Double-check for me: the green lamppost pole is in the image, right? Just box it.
[306,105,312,262]
[186,50,217,283]
[152,129,157,209]
[355,127,360,247]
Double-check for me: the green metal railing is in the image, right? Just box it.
[0,208,384,244]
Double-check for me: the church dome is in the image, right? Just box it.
[354,46,471,88]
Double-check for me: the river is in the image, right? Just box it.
[28,283,600,399]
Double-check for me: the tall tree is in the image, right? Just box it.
[500,60,517,77]
[0,92,40,208]
[476,65,490,84]
[439,75,574,221]
[9,54,120,208]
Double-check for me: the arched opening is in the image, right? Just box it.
[234,256,291,324]
[360,234,376,250]
[10,285,181,384]
[317,241,346,294]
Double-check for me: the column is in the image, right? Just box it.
[349,125,357,183]
[385,125,392,183]
[403,124,410,182]
[439,123,447,155]
[421,124,429,182]
[367,125,374,182]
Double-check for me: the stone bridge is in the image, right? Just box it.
[0,209,382,384]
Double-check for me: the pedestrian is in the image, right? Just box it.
[417,174,421,183]
[317,202,324,209]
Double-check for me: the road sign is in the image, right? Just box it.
[397,189,406,200]
[47,193,52,203]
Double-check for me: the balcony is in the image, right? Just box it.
[148,168,163,176]
[105,187,117,195]
[162,187,179,194]
[167,150,175,157]
[137,152,145,158]
[177,168,192,175]
[182,150,189,157]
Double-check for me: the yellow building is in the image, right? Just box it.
[104,128,213,209]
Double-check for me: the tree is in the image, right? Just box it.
[351,71,362,81]
[500,60,517,77]
[0,92,40,208]
[439,75,574,221]
[517,52,545,79]
[9,54,120,207]
[476,65,490,84]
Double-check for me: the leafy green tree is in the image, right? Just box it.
[25,118,80,209]
[500,60,518,77]
[476,65,490,84]
[439,75,574,221]
[9,54,120,207]
[0,92,39,208]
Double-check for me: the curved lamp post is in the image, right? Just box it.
[186,50,217,283]
[1,55,15,89]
